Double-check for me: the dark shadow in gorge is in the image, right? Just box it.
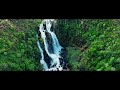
[54,19,89,71]
[36,22,68,70]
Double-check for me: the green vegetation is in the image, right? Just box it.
[0,19,42,71]
[0,19,120,71]
[56,19,120,71]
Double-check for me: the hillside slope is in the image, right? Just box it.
[1,19,120,71]
[56,19,120,71]
[0,19,42,71]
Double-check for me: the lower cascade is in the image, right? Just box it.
[37,19,65,71]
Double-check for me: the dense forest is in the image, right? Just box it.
[0,19,120,71]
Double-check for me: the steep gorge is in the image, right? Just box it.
[0,19,120,71]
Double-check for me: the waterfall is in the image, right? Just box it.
[37,19,64,71]
[36,34,48,71]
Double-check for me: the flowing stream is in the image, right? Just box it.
[37,19,64,71]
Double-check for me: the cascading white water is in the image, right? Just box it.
[36,34,48,71]
[37,19,63,71]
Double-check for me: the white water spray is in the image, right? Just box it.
[37,19,63,71]
[36,34,48,71]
